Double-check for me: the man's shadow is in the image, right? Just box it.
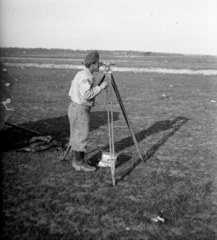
[87,116,189,183]
[0,111,120,151]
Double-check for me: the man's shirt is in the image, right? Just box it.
[69,67,101,107]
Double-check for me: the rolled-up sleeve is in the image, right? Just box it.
[79,79,101,100]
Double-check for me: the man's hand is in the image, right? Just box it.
[100,81,108,90]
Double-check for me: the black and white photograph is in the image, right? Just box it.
[0,0,217,239]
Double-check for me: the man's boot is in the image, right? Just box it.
[72,151,96,172]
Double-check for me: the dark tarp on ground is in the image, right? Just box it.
[0,60,16,130]
[16,135,63,152]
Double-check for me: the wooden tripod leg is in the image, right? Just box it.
[106,74,116,186]
[111,74,144,161]
[61,145,71,161]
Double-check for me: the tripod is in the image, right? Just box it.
[100,63,145,185]
[62,62,145,186]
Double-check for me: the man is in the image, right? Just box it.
[68,51,108,172]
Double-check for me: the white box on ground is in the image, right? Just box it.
[98,151,117,167]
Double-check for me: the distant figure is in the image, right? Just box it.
[0,60,16,130]
[67,51,108,172]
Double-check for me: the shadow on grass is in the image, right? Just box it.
[116,116,190,184]
[86,116,189,169]
[86,116,189,181]
[0,111,120,152]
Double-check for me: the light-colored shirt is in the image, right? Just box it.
[69,67,102,107]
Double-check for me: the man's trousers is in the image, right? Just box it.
[68,101,91,152]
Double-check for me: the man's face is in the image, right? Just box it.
[92,61,100,72]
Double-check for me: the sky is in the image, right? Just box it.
[0,0,217,55]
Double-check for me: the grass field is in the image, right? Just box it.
[1,53,217,239]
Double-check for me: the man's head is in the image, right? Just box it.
[84,51,100,73]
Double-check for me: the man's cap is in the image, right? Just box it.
[84,51,99,65]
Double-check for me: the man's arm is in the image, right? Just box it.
[79,79,101,100]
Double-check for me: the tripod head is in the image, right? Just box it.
[99,61,115,73]
[97,62,115,86]
[99,61,115,67]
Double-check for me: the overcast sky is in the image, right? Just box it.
[0,0,217,55]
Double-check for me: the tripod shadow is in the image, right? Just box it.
[88,116,189,173]
[115,116,189,184]
[114,117,189,153]
[1,111,120,152]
